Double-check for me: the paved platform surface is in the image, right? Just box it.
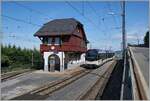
[130,47,149,86]
[1,67,83,100]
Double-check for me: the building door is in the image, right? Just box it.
[48,54,60,72]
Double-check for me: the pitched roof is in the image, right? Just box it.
[34,18,83,36]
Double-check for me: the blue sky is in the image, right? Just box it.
[2,1,149,51]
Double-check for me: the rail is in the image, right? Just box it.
[11,69,91,100]
[1,69,34,82]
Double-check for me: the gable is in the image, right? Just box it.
[72,25,88,43]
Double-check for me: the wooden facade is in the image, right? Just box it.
[39,24,88,53]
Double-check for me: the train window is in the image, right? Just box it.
[85,49,99,61]
[86,50,98,56]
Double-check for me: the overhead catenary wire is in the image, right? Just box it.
[66,1,107,49]
[5,34,39,43]
[102,3,116,50]
[86,2,115,33]
[87,2,101,21]
[65,1,101,32]
[2,14,41,45]
[82,1,84,16]
[86,1,114,49]
[107,2,120,28]
[2,14,42,27]
[2,14,39,44]
[3,2,122,51]
[104,2,122,51]
[12,2,53,20]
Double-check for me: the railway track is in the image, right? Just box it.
[11,69,92,100]
[11,58,115,100]
[1,69,34,82]
[35,59,114,97]
[34,70,90,95]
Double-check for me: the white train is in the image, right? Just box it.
[84,49,114,69]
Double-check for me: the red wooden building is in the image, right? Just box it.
[34,18,88,72]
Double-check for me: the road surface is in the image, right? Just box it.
[130,47,149,86]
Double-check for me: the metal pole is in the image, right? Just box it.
[122,1,126,59]
[120,1,126,100]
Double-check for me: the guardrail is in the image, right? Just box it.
[127,48,140,99]
[128,47,149,100]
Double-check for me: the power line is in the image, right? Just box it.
[12,2,53,20]
[3,32,39,43]
[86,1,111,49]
[65,1,101,31]
[3,34,39,50]
[66,1,83,16]
[105,3,122,52]
[6,35,39,43]
[2,14,42,27]
[87,2,117,34]
[82,1,84,16]
[87,1,108,34]
[107,2,119,27]
[86,2,111,33]
[87,2,101,21]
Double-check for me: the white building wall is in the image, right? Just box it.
[80,53,86,63]
[67,53,86,69]
[43,52,86,72]
[43,51,65,72]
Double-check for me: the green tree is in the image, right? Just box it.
[144,31,149,47]
[1,44,43,72]
[1,54,11,67]
[32,48,43,69]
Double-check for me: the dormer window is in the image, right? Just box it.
[55,37,60,45]
[48,38,52,44]
[51,38,55,44]
[42,37,60,45]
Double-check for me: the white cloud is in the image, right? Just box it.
[112,32,144,41]
[127,34,144,40]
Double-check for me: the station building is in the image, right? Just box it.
[34,18,88,72]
